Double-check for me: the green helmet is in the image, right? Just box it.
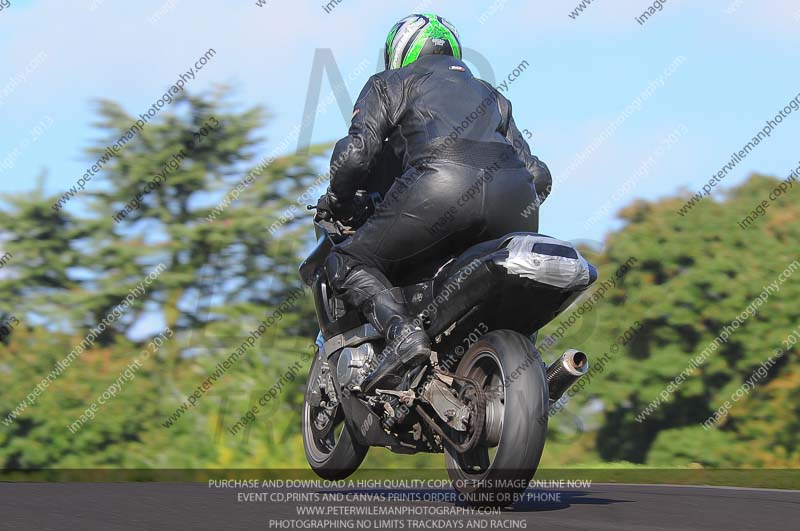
[384,14,462,70]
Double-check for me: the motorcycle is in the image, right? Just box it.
[299,191,597,506]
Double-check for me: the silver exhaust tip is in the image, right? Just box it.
[546,349,590,403]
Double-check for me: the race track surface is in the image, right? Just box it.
[1,482,797,530]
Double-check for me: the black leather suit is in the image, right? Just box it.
[326,54,551,304]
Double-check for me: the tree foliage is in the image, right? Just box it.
[544,174,800,467]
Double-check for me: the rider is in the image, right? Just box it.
[316,13,552,389]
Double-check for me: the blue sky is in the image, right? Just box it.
[1,0,799,243]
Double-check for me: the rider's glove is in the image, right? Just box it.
[315,189,354,222]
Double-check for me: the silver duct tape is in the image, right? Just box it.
[499,235,591,289]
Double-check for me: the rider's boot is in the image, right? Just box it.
[359,287,431,391]
[332,263,431,391]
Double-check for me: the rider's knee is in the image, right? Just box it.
[324,252,354,291]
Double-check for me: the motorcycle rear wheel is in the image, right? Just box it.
[444,330,549,507]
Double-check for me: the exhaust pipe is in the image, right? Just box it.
[546,349,590,402]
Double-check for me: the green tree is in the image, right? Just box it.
[545,174,800,467]
[0,89,326,470]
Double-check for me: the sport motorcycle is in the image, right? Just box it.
[299,191,597,505]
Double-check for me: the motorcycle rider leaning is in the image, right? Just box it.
[316,13,552,390]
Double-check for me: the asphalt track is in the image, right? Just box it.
[1,482,797,530]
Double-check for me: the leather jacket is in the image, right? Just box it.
[328,54,552,206]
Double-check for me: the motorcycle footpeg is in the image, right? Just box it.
[376,388,416,405]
